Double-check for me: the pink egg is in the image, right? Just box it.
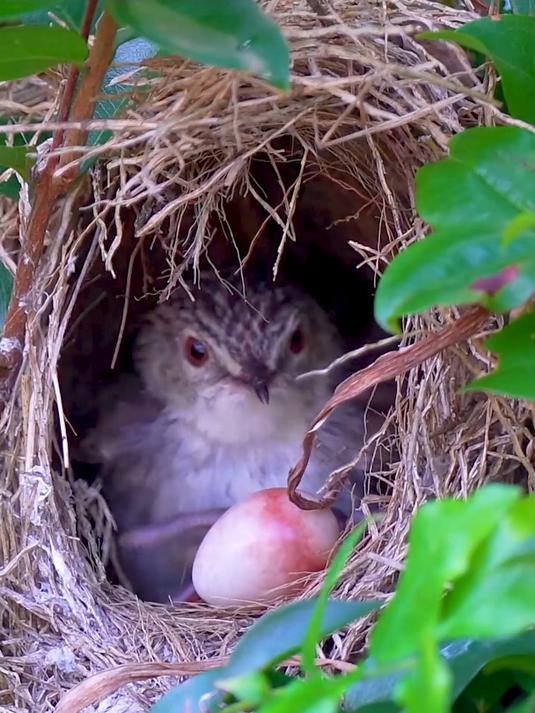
[192,488,340,607]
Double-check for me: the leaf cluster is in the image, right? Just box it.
[375,8,535,400]
[148,485,535,713]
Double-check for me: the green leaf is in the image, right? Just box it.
[344,663,404,710]
[0,26,88,81]
[510,0,535,16]
[374,127,535,332]
[257,676,340,713]
[301,523,367,675]
[447,633,535,698]
[0,145,32,181]
[370,485,521,663]
[218,671,272,706]
[0,118,51,199]
[16,1,105,31]
[230,598,380,674]
[505,691,535,713]
[465,311,535,399]
[149,668,225,713]
[462,668,526,711]
[106,0,290,89]
[416,128,535,233]
[0,263,13,330]
[350,705,399,713]
[396,637,451,713]
[0,0,69,20]
[0,176,20,200]
[150,598,379,713]
[344,633,535,710]
[418,16,535,123]
[503,212,535,245]
[439,498,535,639]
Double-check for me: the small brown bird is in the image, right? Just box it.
[86,277,376,602]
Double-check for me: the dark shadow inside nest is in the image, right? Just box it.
[57,141,398,604]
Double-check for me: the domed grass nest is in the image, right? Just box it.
[1,1,532,711]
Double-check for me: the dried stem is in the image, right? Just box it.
[0,6,118,398]
[54,655,355,713]
[288,306,490,510]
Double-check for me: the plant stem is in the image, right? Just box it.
[0,6,118,400]
[58,8,119,184]
[288,306,489,510]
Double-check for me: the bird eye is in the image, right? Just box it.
[289,327,305,354]
[185,336,209,366]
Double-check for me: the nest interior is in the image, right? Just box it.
[2,2,533,711]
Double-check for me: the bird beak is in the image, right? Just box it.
[239,360,271,405]
[253,378,270,405]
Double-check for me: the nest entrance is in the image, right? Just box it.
[5,2,530,708]
[60,137,400,600]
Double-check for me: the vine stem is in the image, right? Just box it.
[288,306,489,510]
[0,6,118,400]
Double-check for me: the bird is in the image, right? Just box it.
[85,276,378,603]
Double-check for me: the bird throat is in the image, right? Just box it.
[194,386,310,446]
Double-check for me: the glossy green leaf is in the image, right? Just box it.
[506,691,535,713]
[218,671,271,705]
[0,176,20,200]
[0,0,69,19]
[0,26,87,81]
[17,1,105,31]
[230,598,380,674]
[257,676,340,713]
[439,498,535,639]
[511,0,535,14]
[495,658,535,679]
[0,264,13,330]
[465,310,535,399]
[344,662,404,710]
[149,668,225,713]
[258,657,368,713]
[503,212,535,245]
[461,668,526,711]
[106,0,289,89]
[0,145,32,180]
[344,633,535,710]
[418,16,535,123]
[396,638,451,713]
[370,485,521,663]
[374,127,535,332]
[351,704,399,713]
[416,128,535,233]
[0,119,50,199]
[151,598,379,713]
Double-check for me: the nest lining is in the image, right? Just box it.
[1,1,533,711]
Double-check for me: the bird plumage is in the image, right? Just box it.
[86,277,374,602]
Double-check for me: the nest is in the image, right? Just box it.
[1,1,533,711]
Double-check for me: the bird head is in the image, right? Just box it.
[135,279,341,445]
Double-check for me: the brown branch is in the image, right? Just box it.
[58,9,119,183]
[53,0,100,150]
[0,6,118,399]
[287,306,490,510]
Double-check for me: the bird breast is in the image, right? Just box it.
[146,406,327,521]
[191,378,318,446]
